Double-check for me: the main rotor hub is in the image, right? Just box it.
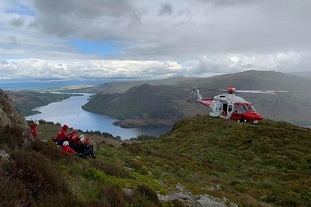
[227,87,236,94]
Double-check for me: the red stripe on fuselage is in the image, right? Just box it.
[200,98,213,107]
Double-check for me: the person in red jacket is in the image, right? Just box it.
[30,120,40,139]
[61,141,76,154]
[56,124,69,140]
[67,128,78,140]
[62,141,85,158]
[56,124,69,146]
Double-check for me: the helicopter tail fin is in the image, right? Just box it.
[188,86,203,102]
[187,86,213,107]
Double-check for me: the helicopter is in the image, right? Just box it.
[188,87,289,123]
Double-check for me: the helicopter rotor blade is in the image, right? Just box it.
[235,90,290,94]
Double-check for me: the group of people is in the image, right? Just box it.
[52,124,96,159]
[29,120,96,159]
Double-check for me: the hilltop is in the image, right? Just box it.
[1,90,311,207]
[82,70,311,127]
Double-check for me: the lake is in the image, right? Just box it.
[25,93,171,140]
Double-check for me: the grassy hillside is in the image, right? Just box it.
[1,116,310,206]
[139,116,311,206]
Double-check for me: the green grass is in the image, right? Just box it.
[135,116,311,206]
[2,116,311,206]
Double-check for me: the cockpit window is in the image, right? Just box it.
[251,105,256,112]
[239,105,249,113]
[243,103,257,112]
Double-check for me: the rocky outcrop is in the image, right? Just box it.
[0,89,32,149]
[158,184,238,207]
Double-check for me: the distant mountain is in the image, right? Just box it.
[83,70,311,127]
[75,76,197,94]
[288,71,311,80]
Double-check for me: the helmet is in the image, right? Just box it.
[80,136,85,143]
[62,125,68,131]
[63,141,69,146]
[79,135,85,139]
[72,129,78,134]
[34,120,39,125]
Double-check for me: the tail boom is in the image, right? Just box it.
[199,98,213,107]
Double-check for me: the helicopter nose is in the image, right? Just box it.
[243,112,263,120]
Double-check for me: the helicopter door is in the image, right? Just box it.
[222,103,228,116]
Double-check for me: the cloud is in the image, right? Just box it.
[193,52,302,75]
[158,3,173,16]
[0,51,306,81]
[0,0,311,81]
[31,0,136,38]
[9,17,25,27]
[0,59,186,80]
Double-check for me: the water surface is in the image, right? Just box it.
[26,93,170,140]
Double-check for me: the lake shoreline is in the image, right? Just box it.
[25,93,171,139]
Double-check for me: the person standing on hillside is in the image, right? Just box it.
[29,120,40,139]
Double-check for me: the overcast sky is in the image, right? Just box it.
[1,0,310,81]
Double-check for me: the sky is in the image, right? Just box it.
[1,0,310,82]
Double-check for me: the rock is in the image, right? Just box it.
[194,195,227,207]
[0,89,33,148]
[158,183,239,207]
[122,188,133,196]
[0,149,10,163]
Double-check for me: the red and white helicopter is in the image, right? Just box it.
[188,87,289,123]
